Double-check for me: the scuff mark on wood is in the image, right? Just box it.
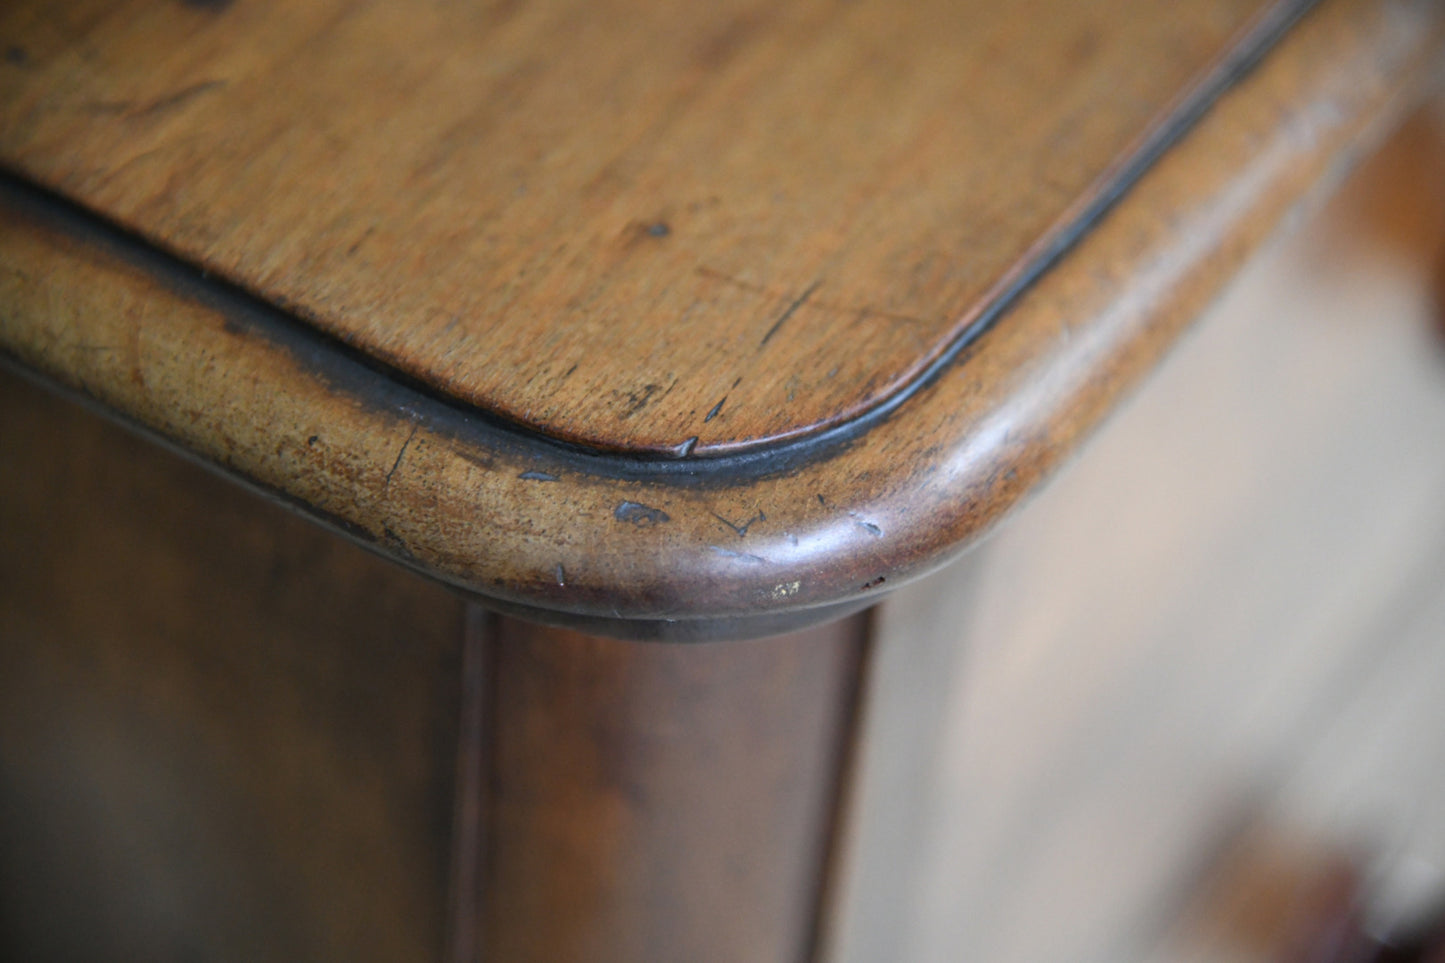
[694,11,767,70]
[618,383,661,418]
[709,545,767,564]
[619,219,673,248]
[454,446,496,473]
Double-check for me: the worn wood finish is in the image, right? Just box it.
[0,0,1295,456]
[452,612,869,963]
[2,0,1440,639]
[0,367,466,961]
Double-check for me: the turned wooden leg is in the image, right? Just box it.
[449,612,871,963]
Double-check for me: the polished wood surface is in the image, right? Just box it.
[455,612,869,963]
[0,0,1292,456]
[0,367,467,961]
[3,0,1434,638]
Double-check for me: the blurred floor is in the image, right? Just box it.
[832,98,1445,963]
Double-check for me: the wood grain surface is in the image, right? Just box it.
[453,612,869,963]
[0,0,1292,456]
[2,0,1440,638]
[0,367,466,962]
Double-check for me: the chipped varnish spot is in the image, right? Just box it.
[614,501,670,526]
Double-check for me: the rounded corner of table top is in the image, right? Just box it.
[2,0,1443,636]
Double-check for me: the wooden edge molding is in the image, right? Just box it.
[2,0,1441,641]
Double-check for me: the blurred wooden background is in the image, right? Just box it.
[831,97,1445,963]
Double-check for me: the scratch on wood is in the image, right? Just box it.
[346,226,377,257]
[158,81,224,112]
[711,510,765,538]
[554,563,566,586]
[761,281,820,346]
[704,397,726,422]
[381,526,415,559]
[87,80,227,119]
[700,267,933,325]
[386,423,419,487]
[518,470,558,481]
